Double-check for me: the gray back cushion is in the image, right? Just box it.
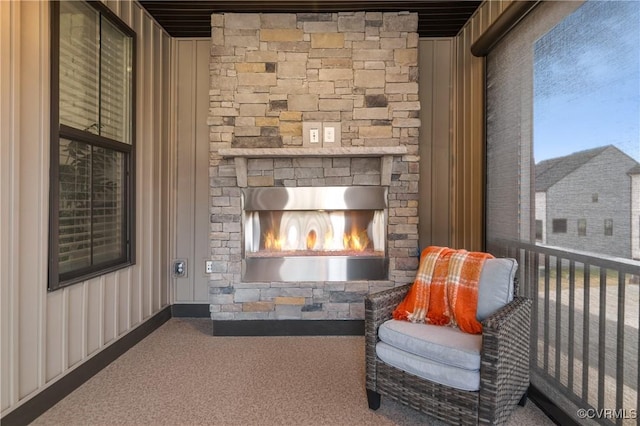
[476,258,517,321]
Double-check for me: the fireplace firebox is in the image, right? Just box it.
[242,186,388,282]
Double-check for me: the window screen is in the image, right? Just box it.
[486,0,639,260]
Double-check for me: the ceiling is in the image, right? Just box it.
[138,1,482,38]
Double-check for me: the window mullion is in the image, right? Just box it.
[89,145,94,267]
[98,13,103,137]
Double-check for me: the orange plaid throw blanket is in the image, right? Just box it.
[393,246,494,334]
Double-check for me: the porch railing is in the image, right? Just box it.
[491,240,639,425]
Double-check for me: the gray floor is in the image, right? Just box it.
[33,318,556,425]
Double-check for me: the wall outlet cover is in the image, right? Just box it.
[303,122,322,147]
[322,122,341,147]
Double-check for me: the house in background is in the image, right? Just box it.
[632,164,640,260]
[535,145,640,259]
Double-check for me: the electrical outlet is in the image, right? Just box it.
[173,259,187,278]
[322,122,341,147]
[205,260,213,274]
[324,126,335,143]
[303,122,322,147]
[310,128,320,143]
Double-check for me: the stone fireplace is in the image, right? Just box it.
[208,11,420,322]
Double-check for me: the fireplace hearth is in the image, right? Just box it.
[242,186,388,281]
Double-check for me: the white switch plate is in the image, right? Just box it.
[303,122,322,147]
[324,126,335,143]
[310,128,320,143]
[322,122,341,147]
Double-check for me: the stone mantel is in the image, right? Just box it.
[218,146,408,187]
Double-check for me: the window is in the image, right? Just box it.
[552,219,567,234]
[604,218,613,236]
[577,219,587,236]
[591,193,598,203]
[535,220,543,241]
[49,0,135,290]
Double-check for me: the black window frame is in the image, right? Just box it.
[552,218,567,234]
[49,0,136,290]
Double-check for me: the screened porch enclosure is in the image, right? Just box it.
[484,0,640,424]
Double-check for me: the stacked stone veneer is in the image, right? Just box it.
[208,11,420,320]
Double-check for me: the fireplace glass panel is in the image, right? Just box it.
[241,186,389,282]
[245,209,385,257]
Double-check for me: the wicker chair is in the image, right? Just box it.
[365,278,531,425]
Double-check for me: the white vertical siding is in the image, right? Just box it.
[103,273,118,344]
[139,4,153,323]
[17,0,49,401]
[130,2,144,330]
[535,192,547,245]
[0,0,171,417]
[0,0,15,410]
[86,277,103,356]
[632,175,640,260]
[161,33,172,308]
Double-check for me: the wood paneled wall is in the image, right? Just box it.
[418,38,454,250]
[450,0,514,251]
[172,39,211,303]
[418,0,514,252]
[0,0,171,416]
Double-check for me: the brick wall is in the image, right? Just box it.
[208,11,420,320]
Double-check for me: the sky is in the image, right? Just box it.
[533,0,640,163]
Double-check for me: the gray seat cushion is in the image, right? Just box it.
[378,319,482,370]
[376,341,480,391]
[377,320,482,391]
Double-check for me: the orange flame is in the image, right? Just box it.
[263,225,370,252]
[263,231,283,251]
[343,226,369,252]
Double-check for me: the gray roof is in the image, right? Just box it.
[535,145,611,191]
[629,164,640,175]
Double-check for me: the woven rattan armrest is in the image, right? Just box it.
[364,284,411,390]
[365,284,411,329]
[478,296,532,424]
